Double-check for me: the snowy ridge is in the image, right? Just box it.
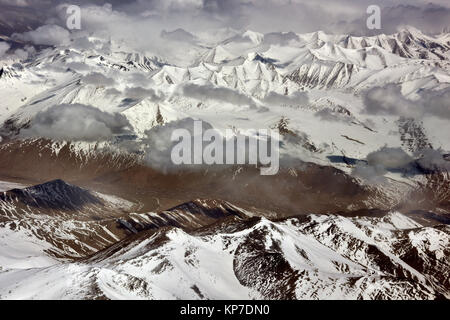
[0,179,448,299]
[0,180,250,260]
[0,209,448,299]
[0,180,136,259]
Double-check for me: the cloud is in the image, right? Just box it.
[70,36,96,51]
[82,72,116,87]
[0,41,10,57]
[1,1,450,41]
[142,117,280,174]
[351,163,387,184]
[362,84,450,120]
[118,86,165,108]
[125,72,153,87]
[66,61,90,71]
[21,104,131,141]
[366,146,413,170]
[143,117,214,172]
[124,86,164,101]
[353,145,450,183]
[370,4,450,35]
[363,84,419,117]
[105,88,122,96]
[262,91,309,106]
[181,83,257,108]
[351,146,415,183]
[314,108,351,123]
[418,89,450,120]
[0,0,29,6]
[415,148,450,172]
[13,45,35,61]
[12,24,70,46]
[13,48,27,60]
[161,28,197,42]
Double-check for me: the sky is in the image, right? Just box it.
[0,0,450,38]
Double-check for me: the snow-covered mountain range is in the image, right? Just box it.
[0,26,449,299]
[0,180,448,299]
[1,27,449,170]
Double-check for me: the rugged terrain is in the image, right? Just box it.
[0,179,448,299]
[0,26,449,299]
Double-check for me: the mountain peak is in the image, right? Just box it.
[396,25,425,37]
[1,179,102,210]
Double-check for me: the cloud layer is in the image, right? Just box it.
[363,85,450,120]
[12,24,70,46]
[21,104,131,141]
[181,83,257,108]
[352,146,450,183]
[1,0,449,41]
[0,42,10,57]
[82,72,116,87]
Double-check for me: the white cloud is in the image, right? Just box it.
[415,148,450,171]
[143,117,213,172]
[0,42,10,58]
[82,72,116,87]
[124,86,164,101]
[181,83,257,108]
[351,146,415,183]
[21,104,131,141]
[366,146,413,170]
[262,91,309,106]
[314,108,352,123]
[12,24,70,46]
[0,0,29,6]
[363,85,450,120]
